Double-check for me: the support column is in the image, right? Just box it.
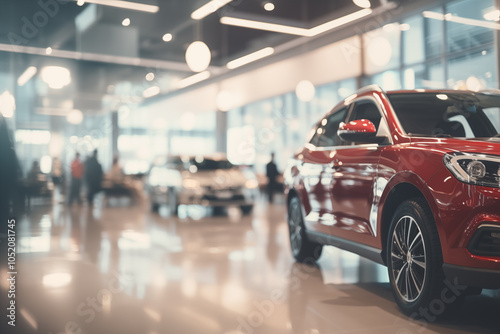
[216,110,227,154]
[111,111,119,158]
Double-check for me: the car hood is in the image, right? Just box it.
[409,137,500,156]
[182,168,248,188]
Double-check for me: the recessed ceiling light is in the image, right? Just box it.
[146,72,155,81]
[220,8,372,36]
[185,41,211,72]
[353,0,371,9]
[264,2,275,11]
[45,47,53,55]
[226,47,274,69]
[399,23,410,31]
[191,0,233,20]
[122,18,131,26]
[162,33,173,42]
[73,0,159,13]
[484,9,500,21]
[17,66,38,87]
[143,86,160,98]
[77,0,85,6]
[41,66,71,89]
[176,71,211,89]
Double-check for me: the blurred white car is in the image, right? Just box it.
[148,155,258,215]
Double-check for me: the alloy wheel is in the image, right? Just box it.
[390,215,427,303]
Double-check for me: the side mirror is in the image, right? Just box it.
[338,119,380,143]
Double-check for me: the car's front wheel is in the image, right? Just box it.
[387,198,463,316]
[287,196,323,263]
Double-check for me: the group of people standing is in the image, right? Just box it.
[68,149,103,206]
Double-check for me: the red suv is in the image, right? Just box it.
[284,85,500,315]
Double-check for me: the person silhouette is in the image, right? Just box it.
[266,152,279,203]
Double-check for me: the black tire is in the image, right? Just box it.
[240,205,253,215]
[151,202,160,213]
[287,196,323,263]
[212,206,226,216]
[387,198,465,316]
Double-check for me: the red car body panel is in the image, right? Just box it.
[285,88,500,287]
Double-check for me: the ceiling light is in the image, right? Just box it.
[72,0,159,13]
[436,94,448,100]
[185,41,211,72]
[399,23,410,31]
[0,91,15,118]
[264,2,275,11]
[40,66,71,89]
[367,36,392,66]
[216,91,234,111]
[423,11,500,30]
[308,9,372,35]
[484,9,500,21]
[191,0,233,20]
[176,71,211,89]
[296,80,315,102]
[220,16,308,36]
[17,66,38,86]
[66,109,83,124]
[227,47,274,69]
[146,72,155,81]
[45,47,53,55]
[143,86,160,98]
[77,0,85,5]
[466,76,482,92]
[162,33,173,42]
[122,18,131,26]
[422,11,445,20]
[353,0,371,9]
[220,8,372,36]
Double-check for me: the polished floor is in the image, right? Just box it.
[1,194,499,334]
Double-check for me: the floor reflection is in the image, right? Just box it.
[1,197,498,334]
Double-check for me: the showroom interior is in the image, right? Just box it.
[0,0,500,333]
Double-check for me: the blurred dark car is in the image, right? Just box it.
[148,155,258,215]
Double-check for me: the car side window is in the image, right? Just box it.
[310,107,348,147]
[349,101,382,129]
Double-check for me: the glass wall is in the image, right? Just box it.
[227,0,499,175]
[227,78,357,174]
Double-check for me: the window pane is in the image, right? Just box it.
[350,102,382,129]
[424,7,444,60]
[447,46,497,90]
[402,16,425,65]
[364,70,402,90]
[446,0,495,54]
[312,108,348,147]
[363,24,401,75]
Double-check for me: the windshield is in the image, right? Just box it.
[189,158,234,171]
[388,92,500,138]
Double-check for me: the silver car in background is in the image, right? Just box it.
[148,155,258,215]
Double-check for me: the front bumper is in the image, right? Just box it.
[427,168,500,277]
[443,263,500,289]
[179,187,257,207]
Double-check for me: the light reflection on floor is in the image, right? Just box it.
[1,196,499,334]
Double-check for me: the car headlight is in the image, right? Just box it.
[182,179,200,189]
[245,179,259,189]
[444,153,500,188]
